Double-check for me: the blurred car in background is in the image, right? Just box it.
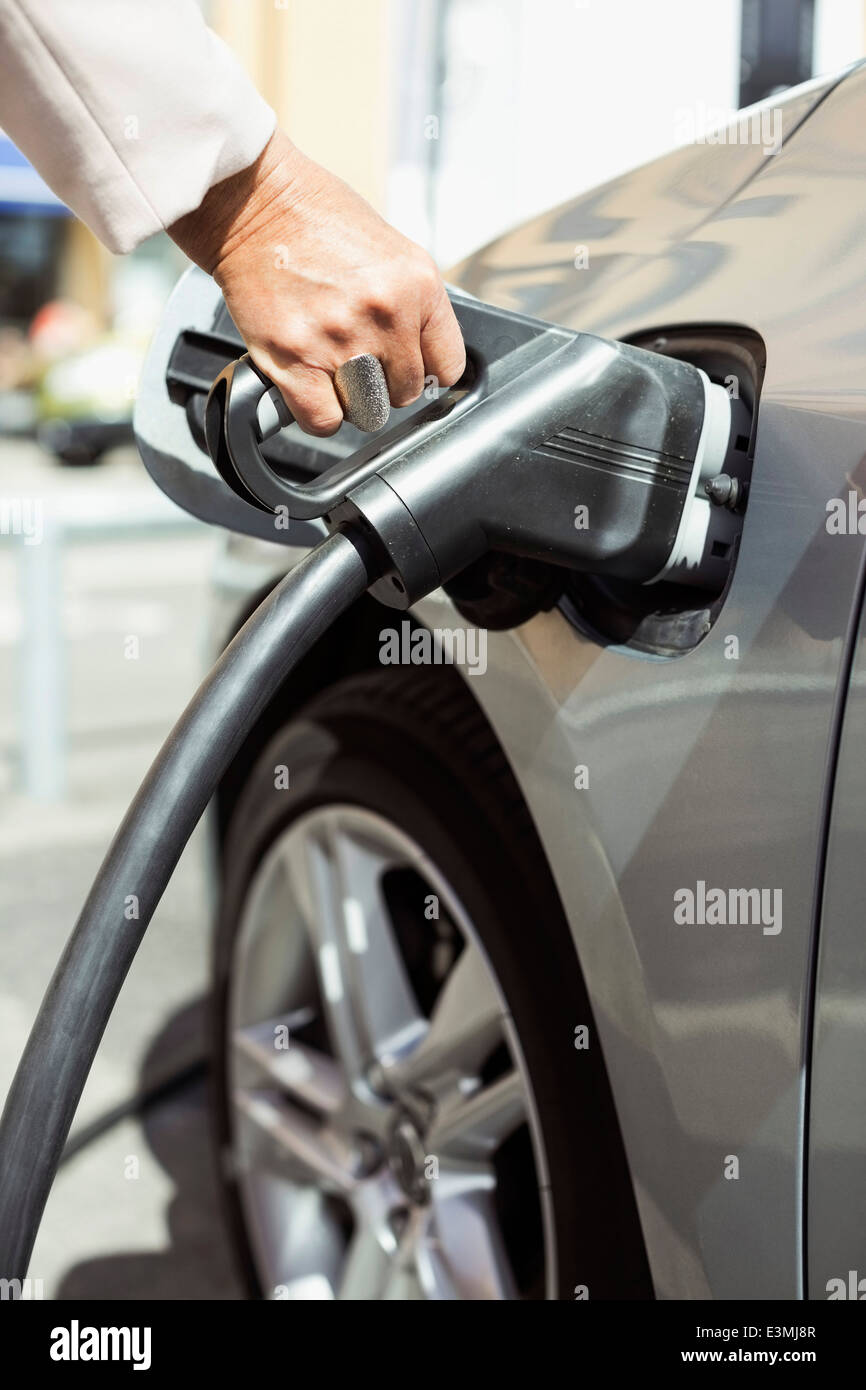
[34,329,139,467]
[0,130,179,467]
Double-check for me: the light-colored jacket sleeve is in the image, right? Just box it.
[0,0,276,254]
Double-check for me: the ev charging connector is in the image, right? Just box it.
[205,290,734,608]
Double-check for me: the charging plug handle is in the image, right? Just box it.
[205,292,730,601]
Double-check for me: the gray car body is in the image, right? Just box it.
[140,64,866,1300]
[444,64,866,1302]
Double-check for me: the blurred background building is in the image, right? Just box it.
[0,0,864,1297]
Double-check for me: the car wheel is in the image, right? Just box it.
[212,667,649,1300]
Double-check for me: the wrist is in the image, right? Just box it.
[168,130,307,276]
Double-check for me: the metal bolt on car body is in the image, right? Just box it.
[705,473,743,510]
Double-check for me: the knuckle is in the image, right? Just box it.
[273,322,315,366]
[358,263,410,328]
[363,289,396,331]
[414,251,440,293]
[321,304,356,349]
[257,332,287,366]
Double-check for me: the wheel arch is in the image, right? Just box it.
[211,576,653,1298]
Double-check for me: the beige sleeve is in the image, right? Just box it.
[0,0,276,253]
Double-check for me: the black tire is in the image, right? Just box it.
[211,666,651,1301]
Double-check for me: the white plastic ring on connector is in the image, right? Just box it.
[645,368,732,587]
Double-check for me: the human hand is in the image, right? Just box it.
[169,131,465,435]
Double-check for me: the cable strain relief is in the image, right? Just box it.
[326,475,441,608]
[330,517,387,590]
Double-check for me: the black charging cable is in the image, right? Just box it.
[0,527,377,1280]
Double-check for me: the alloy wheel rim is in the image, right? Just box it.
[227,803,549,1300]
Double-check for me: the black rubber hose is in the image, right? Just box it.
[0,527,376,1279]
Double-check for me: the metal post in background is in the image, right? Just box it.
[18,521,64,802]
[7,501,203,803]
[740,0,815,106]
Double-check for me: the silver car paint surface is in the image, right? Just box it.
[426,66,866,1300]
[809,599,866,1299]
